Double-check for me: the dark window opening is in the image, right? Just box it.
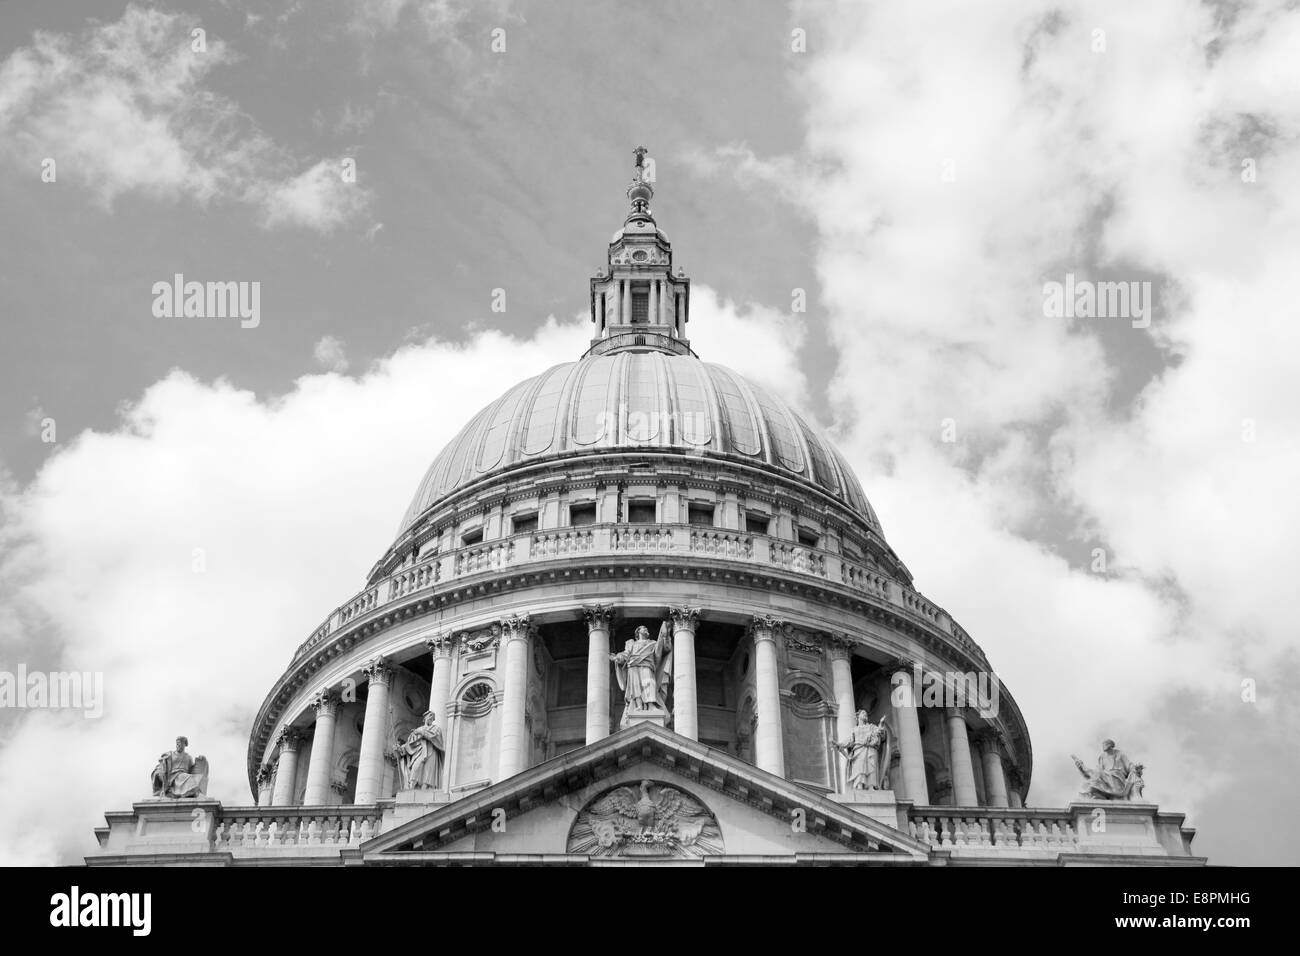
[570,503,597,527]
[512,512,538,535]
[627,500,656,523]
[746,513,771,535]
[631,289,649,324]
[555,663,586,707]
[697,666,725,707]
[797,528,820,549]
[462,528,483,546]
[687,503,715,526]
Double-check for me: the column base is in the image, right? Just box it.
[620,705,670,730]
[830,789,901,829]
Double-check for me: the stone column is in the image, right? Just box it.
[354,657,392,805]
[945,708,979,806]
[426,633,455,729]
[303,689,340,805]
[269,728,301,806]
[751,615,785,776]
[583,604,614,744]
[889,660,929,804]
[497,614,532,780]
[827,637,856,786]
[670,606,700,740]
[255,764,275,807]
[648,280,658,328]
[978,732,1010,807]
[827,637,856,745]
[622,279,631,324]
[1006,767,1024,808]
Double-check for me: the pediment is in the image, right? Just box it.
[359,724,929,864]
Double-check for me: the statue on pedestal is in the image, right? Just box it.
[394,711,445,791]
[150,736,208,798]
[1072,739,1145,800]
[611,622,673,726]
[834,711,891,791]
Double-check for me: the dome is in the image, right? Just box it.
[397,351,881,536]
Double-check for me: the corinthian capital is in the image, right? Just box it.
[426,632,456,658]
[500,613,531,642]
[582,604,615,631]
[256,764,275,788]
[276,727,302,753]
[669,606,701,631]
[312,688,340,718]
[363,657,392,687]
[750,614,782,642]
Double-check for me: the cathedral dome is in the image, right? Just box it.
[396,352,882,539]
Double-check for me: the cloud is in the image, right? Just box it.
[312,335,350,373]
[686,284,809,409]
[0,4,370,230]
[680,0,1300,845]
[258,159,372,233]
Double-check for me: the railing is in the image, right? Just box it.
[389,559,438,601]
[908,808,1078,851]
[769,542,826,576]
[214,807,384,850]
[690,529,753,559]
[529,529,593,557]
[292,523,975,665]
[613,526,675,550]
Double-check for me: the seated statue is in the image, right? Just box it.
[151,736,209,799]
[1072,739,1144,800]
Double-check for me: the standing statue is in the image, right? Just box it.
[1072,739,1145,800]
[611,622,673,726]
[394,711,445,791]
[834,711,892,791]
[150,736,209,798]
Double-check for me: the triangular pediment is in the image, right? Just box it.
[358,724,930,864]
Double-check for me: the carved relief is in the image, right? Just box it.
[567,779,723,859]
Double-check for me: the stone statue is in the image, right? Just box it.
[834,710,891,791]
[394,711,445,791]
[1072,739,1145,800]
[150,736,208,798]
[610,622,673,726]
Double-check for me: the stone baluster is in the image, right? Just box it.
[269,728,302,806]
[750,615,785,776]
[497,614,533,779]
[670,606,701,740]
[888,659,929,804]
[583,604,615,744]
[354,657,392,805]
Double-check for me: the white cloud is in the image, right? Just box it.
[258,159,372,233]
[0,5,370,230]
[312,335,350,373]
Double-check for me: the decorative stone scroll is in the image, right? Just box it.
[567,779,723,858]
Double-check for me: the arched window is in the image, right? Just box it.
[784,683,835,791]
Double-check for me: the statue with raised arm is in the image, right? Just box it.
[150,736,208,798]
[1071,739,1145,800]
[611,622,673,726]
[834,711,892,791]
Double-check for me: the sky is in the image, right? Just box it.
[0,0,1297,866]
